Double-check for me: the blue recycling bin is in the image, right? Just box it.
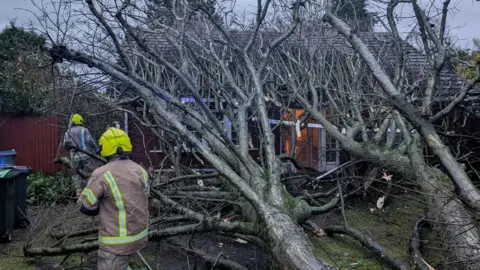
[0,150,16,167]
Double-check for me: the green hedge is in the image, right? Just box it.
[27,172,74,205]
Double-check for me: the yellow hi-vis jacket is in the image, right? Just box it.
[78,159,150,255]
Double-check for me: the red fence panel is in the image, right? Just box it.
[0,115,62,174]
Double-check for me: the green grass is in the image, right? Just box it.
[0,241,62,270]
[0,253,38,270]
[312,192,427,269]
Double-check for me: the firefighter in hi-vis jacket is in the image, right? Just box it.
[77,127,150,270]
[62,113,99,198]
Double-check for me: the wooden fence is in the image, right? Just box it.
[0,115,63,174]
[0,115,163,174]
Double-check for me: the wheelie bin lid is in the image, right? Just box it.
[0,166,32,179]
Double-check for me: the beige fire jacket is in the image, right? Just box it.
[78,159,150,255]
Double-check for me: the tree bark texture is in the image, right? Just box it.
[261,206,336,270]
[410,216,432,270]
[409,144,480,270]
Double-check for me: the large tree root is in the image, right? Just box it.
[324,225,410,270]
[409,216,433,270]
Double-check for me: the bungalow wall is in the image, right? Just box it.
[127,103,342,173]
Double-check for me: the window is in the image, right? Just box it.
[325,132,339,163]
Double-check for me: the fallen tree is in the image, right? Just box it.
[272,0,480,268]
[23,0,480,268]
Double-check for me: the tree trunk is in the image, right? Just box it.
[422,170,480,269]
[422,128,480,210]
[409,147,480,269]
[262,206,336,270]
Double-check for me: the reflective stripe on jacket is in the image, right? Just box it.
[63,125,98,160]
[78,159,149,255]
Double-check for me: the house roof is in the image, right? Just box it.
[129,25,479,101]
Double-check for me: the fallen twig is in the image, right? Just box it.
[136,251,153,270]
[68,146,106,163]
[51,228,98,240]
[157,172,220,187]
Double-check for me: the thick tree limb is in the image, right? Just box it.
[50,215,191,240]
[68,145,106,164]
[324,226,411,270]
[51,228,98,240]
[24,241,98,257]
[408,139,480,270]
[430,68,480,122]
[298,186,338,201]
[151,188,255,235]
[310,196,339,215]
[54,156,90,179]
[299,97,416,182]
[85,0,133,73]
[409,216,432,270]
[157,172,220,186]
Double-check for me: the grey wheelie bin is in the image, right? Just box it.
[0,166,32,242]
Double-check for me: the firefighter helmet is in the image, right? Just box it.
[71,114,84,125]
[99,127,132,157]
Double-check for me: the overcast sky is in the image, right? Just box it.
[1,0,479,48]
